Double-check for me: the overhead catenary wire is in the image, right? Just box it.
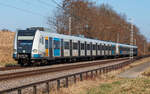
[17,0,57,22]
[36,0,52,7]
[20,0,32,5]
[17,0,48,10]
[0,2,46,17]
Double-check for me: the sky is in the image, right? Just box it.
[0,0,150,41]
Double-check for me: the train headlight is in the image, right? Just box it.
[33,49,38,53]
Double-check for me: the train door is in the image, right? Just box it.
[45,37,49,57]
[112,45,114,56]
[100,43,102,56]
[61,39,64,57]
[49,37,53,58]
[104,44,106,56]
[116,43,119,55]
[78,41,80,57]
[70,40,72,57]
[90,42,92,56]
[96,43,97,56]
[85,41,87,56]
[53,38,61,57]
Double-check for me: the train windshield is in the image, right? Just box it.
[18,30,36,36]
[17,40,33,53]
[17,30,36,53]
[18,40,33,46]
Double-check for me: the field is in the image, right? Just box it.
[50,57,150,94]
[142,65,150,77]
[86,78,150,94]
[0,31,16,66]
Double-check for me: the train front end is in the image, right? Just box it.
[13,29,37,66]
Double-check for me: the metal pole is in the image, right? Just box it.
[144,41,146,55]
[117,33,119,43]
[69,16,71,35]
[130,18,134,59]
[134,39,136,45]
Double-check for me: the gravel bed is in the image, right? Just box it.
[0,58,119,75]
[0,60,128,92]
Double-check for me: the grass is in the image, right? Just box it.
[87,78,150,94]
[142,68,150,77]
[0,61,17,67]
[49,57,150,94]
[141,59,150,77]
[129,57,150,68]
[5,62,18,67]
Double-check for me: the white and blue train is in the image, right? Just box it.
[13,28,138,66]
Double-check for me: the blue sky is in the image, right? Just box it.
[0,0,150,41]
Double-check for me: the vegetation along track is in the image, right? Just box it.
[0,57,142,81]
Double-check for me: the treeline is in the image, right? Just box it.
[48,0,149,55]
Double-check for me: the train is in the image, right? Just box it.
[13,28,138,66]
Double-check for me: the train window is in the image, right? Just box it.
[64,42,69,49]
[108,45,110,50]
[49,39,52,48]
[73,43,78,49]
[103,45,105,50]
[104,45,106,50]
[101,45,103,50]
[93,44,96,50]
[87,44,90,50]
[45,40,48,49]
[99,44,101,50]
[97,45,99,50]
[99,45,101,50]
[40,38,42,44]
[18,40,33,47]
[42,37,44,44]
[81,43,85,50]
[100,45,102,50]
[54,40,60,49]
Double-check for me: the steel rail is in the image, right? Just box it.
[1,55,149,94]
[0,58,129,81]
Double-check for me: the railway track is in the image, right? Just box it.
[0,57,130,81]
[0,55,149,93]
[0,66,23,71]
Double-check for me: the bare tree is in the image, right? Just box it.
[47,0,149,55]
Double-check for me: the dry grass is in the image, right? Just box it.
[87,78,150,94]
[0,31,16,66]
[142,68,150,77]
[141,58,150,77]
[49,57,150,94]
[50,71,120,94]
[129,57,150,68]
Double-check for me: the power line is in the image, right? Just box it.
[21,0,31,5]
[0,2,46,17]
[36,0,52,7]
[18,0,48,10]
[14,0,57,21]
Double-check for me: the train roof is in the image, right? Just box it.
[38,30,137,48]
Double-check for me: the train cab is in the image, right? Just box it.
[13,29,38,65]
